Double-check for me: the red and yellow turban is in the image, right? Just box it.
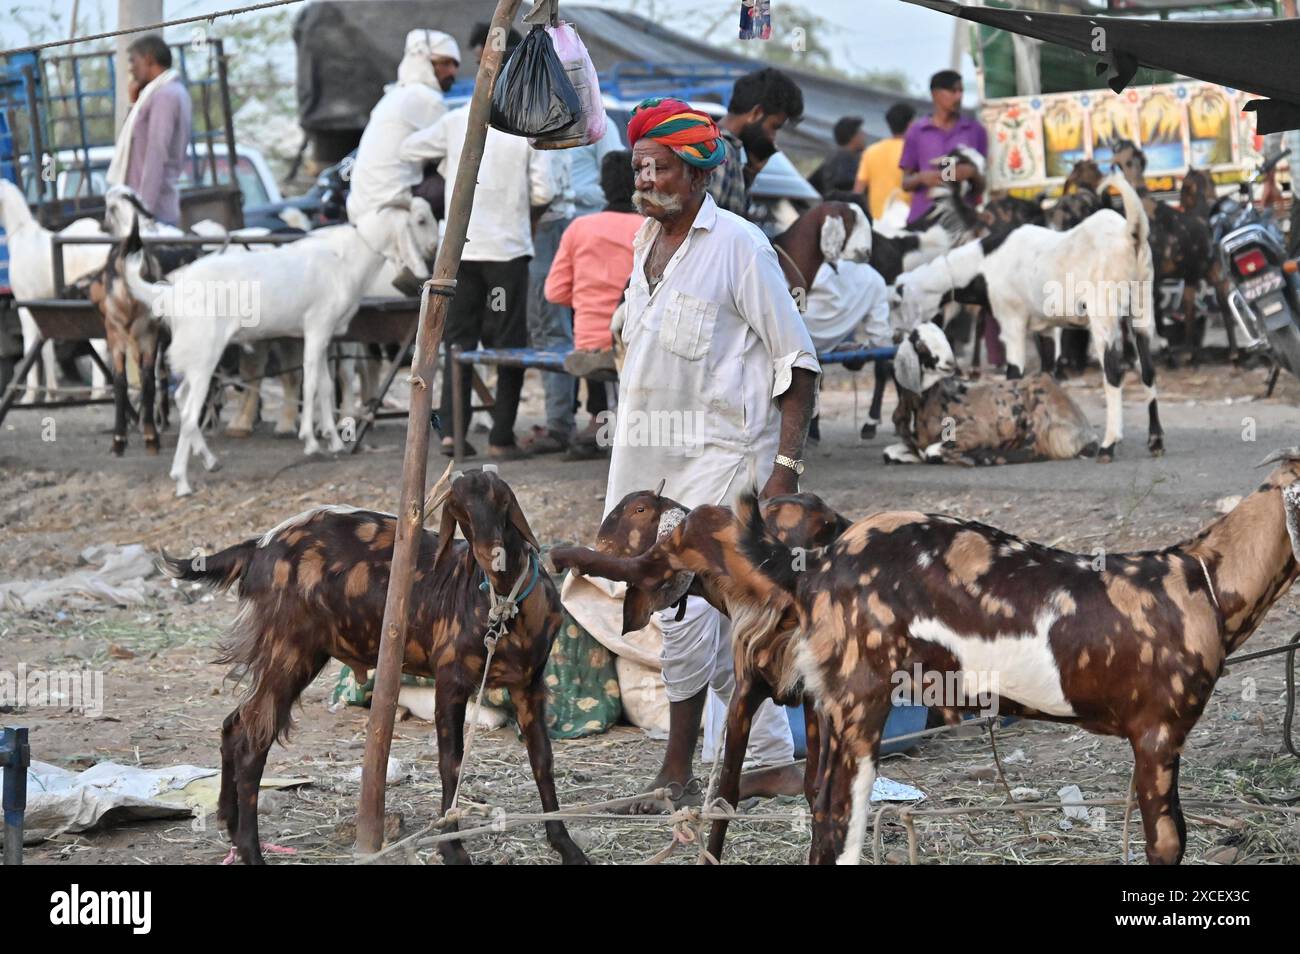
[626,97,727,170]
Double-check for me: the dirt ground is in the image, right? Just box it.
[3,358,1299,865]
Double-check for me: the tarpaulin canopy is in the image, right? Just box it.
[902,0,1300,132]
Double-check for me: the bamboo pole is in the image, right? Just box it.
[354,0,525,856]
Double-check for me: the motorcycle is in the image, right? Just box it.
[1210,148,1300,384]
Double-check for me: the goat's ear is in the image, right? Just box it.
[433,503,459,573]
[506,494,540,552]
[819,211,848,267]
[894,338,923,393]
[621,586,656,634]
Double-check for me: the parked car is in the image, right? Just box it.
[16,144,296,231]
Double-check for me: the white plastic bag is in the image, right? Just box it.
[534,22,606,148]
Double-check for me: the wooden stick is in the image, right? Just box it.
[354,0,525,856]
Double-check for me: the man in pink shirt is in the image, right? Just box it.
[108,35,192,226]
[545,151,639,455]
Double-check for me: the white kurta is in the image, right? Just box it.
[400,105,556,262]
[802,260,893,353]
[605,193,820,513]
[570,193,819,766]
[345,83,447,223]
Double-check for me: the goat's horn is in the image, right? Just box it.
[653,478,666,497]
[422,460,456,526]
[1255,446,1300,468]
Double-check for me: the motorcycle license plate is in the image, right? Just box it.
[1242,268,1284,301]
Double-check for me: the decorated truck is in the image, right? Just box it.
[981,80,1268,197]
[967,0,1287,197]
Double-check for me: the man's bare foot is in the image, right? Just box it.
[737,762,805,801]
[615,772,702,815]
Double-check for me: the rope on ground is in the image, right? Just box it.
[0,0,309,57]
[986,718,1030,834]
[355,634,1300,863]
[1121,767,1137,864]
[358,788,1300,865]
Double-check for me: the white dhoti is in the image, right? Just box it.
[659,595,795,766]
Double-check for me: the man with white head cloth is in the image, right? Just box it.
[345,29,460,222]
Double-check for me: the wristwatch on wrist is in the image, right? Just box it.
[775,454,805,476]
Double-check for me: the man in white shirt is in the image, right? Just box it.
[569,97,819,810]
[401,73,556,459]
[345,29,460,223]
[801,259,892,354]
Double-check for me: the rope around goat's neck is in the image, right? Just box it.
[448,550,539,815]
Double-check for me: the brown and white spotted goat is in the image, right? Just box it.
[162,469,588,865]
[885,323,1097,466]
[550,488,850,861]
[85,219,170,456]
[740,450,1300,865]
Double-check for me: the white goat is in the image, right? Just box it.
[221,240,426,439]
[124,198,437,496]
[889,173,1158,462]
[1,179,112,400]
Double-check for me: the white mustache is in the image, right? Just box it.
[632,189,683,214]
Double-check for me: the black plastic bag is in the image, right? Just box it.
[489,26,580,138]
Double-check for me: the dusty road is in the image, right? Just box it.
[2,361,1298,864]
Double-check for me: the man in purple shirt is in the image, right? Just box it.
[110,35,192,226]
[899,70,987,225]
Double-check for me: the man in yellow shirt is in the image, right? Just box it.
[854,102,915,221]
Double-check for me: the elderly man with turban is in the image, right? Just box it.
[563,97,819,811]
[345,29,460,222]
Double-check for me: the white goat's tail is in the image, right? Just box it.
[1103,172,1150,257]
[122,254,168,320]
[0,179,36,231]
[1103,171,1155,328]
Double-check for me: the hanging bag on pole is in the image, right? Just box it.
[530,22,607,150]
[489,25,580,138]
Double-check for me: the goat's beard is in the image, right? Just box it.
[633,189,683,217]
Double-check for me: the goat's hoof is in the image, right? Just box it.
[1097,444,1116,463]
[225,425,253,439]
[144,438,160,456]
[203,459,222,474]
[110,436,127,457]
[273,426,296,438]
[1148,435,1165,457]
[175,485,194,498]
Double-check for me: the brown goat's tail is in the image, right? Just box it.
[736,490,800,595]
[157,540,256,593]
